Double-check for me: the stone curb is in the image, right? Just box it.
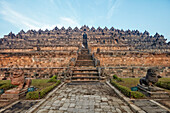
[106,81,146,113]
[26,82,65,113]
[150,100,170,111]
[0,100,20,112]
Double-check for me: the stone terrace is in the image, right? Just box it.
[0,25,170,51]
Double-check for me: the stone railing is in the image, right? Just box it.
[0,67,68,80]
[57,67,72,82]
[91,51,100,67]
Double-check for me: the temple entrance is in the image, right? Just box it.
[83,33,88,49]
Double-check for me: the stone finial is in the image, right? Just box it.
[97,27,102,32]
[54,26,59,31]
[143,30,149,36]
[110,27,114,31]
[73,26,79,32]
[104,26,108,31]
[61,26,65,31]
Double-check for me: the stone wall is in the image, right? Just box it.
[1,25,169,51]
[0,67,67,80]
[0,45,79,53]
[0,51,77,68]
[95,51,170,67]
[39,46,79,51]
[102,66,170,78]
[0,48,35,52]
[88,44,131,53]
[95,51,170,77]
[0,51,77,80]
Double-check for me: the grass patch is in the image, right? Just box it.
[0,79,61,99]
[31,79,54,91]
[48,75,58,83]
[0,78,56,92]
[0,80,16,91]
[112,75,123,82]
[158,78,170,82]
[118,78,140,89]
[119,78,170,90]
[26,80,61,99]
[156,78,170,91]
[117,77,170,94]
[110,79,145,99]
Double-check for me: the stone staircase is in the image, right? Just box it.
[68,48,105,84]
[75,49,94,67]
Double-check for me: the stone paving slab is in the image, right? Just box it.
[34,84,133,113]
[132,100,169,113]
[1,100,38,113]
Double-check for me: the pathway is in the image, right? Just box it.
[34,84,133,113]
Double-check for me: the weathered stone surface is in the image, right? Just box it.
[0,101,38,113]
[0,25,169,51]
[139,68,161,86]
[95,51,170,67]
[0,51,77,79]
[0,69,32,107]
[133,100,169,113]
[100,66,170,78]
[34,84,133,113]
[0,26,169,79]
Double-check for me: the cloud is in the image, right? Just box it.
[107,0,121,20]
[0,1,42,30]
[167,34,170,42]
[0,1,80,31]
[66,1,78,18]
[49,0,54,4]
[57,17,81,28]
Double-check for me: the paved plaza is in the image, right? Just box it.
[34,84,133,113]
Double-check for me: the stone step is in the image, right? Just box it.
[81,48,89,51]
[71,80,100,83]
[75,64,95,67]
[72,74,99,77]
[77,55,92,60]
[75,60,95,66]
[76,60,94,61]
[0,99,10,102]
[72,67,97,70]
[73,70,98,73]
[71,76,100,79]
[80,50,89,54]
[78,54,91,57]
[72,75,98,78]
[67,81,103,85]
[72,68,97,71]
[68,48,106,84]
[72,72,98,75]
[137,84,170,99]
[80,51,89,54]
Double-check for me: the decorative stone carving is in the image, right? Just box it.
[139,68,161,86]
[0,69,31,100]
[0,25,169,50]
[10,69,31,90]
[137,68,169,98]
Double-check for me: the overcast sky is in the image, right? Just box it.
[0,0,170,42]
